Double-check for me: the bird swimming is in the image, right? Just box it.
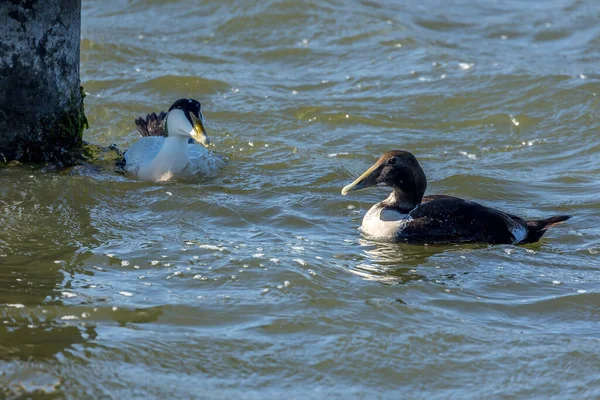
[123,99,226,182]
[342,150,570,245]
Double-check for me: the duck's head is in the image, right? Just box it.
[341,150,427,207]
[165,98,210,146]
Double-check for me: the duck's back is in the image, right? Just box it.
[123,136,164,175]
[400,195,525,244]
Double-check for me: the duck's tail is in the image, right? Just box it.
[134,111,168,137]
[522,215,571,244]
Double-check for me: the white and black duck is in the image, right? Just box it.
[342,150,570,244]
[122,99,226,182]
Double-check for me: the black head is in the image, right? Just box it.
[341,150,427,206]
[168,98,203,125]
[165,98,210,145]
[375,150,426,193]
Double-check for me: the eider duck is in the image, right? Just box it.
[342,150,570,244]
[123,99,226,182]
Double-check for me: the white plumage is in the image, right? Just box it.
[509,224,528,244]
[124,136,226,182]
[359,204,412,240]
[123,100,226,182]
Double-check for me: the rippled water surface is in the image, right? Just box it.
[2,0,600,398]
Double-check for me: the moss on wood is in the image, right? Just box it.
[0,87,87,167]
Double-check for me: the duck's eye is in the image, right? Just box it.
[387,157,397,165]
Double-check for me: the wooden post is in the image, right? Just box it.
[0,0,86,165]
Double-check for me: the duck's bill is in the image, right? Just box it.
[341,161,382,195]
[189,112,210,146]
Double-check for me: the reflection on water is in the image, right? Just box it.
[349,239,431,284]
[350,238,477,285]
[0,317,89,361]
[351,262,425,285]
[0,168,100,391]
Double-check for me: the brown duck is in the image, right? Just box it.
[342,150,570,244]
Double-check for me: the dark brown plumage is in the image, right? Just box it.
[342,150,571,245]
[134,111,168,137]
[401,195,570,244]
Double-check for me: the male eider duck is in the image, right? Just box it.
[342,150,570,244]
[123,98,226,182]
